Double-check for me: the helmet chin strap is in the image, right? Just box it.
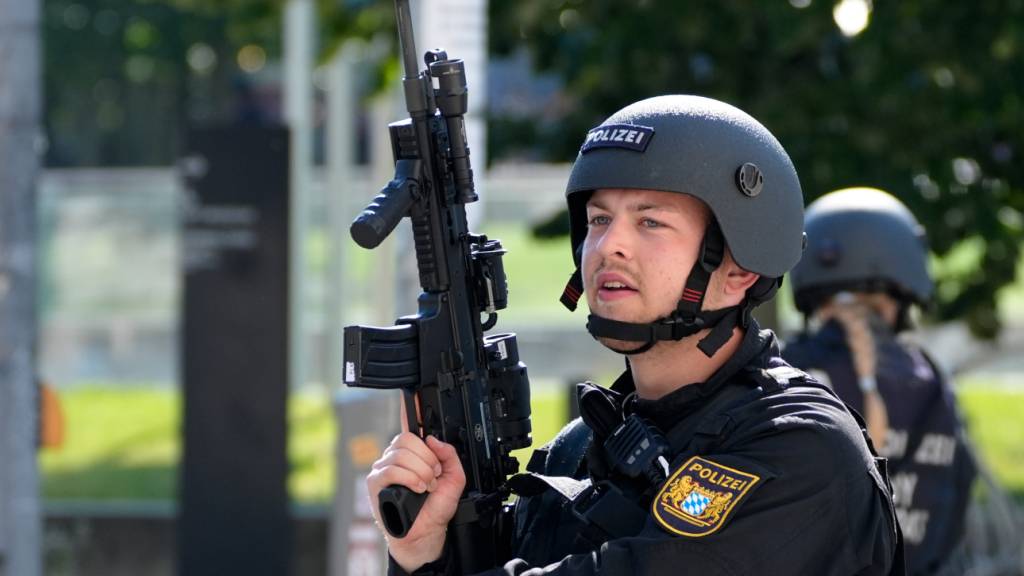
[560,222,746,359]
[586,306,741,357]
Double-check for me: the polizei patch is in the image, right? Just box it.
[652,456,761,537]
[580,124,654,153]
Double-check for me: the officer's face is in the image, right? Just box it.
[582,188,708,329]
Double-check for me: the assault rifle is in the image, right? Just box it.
[342,0,532,571]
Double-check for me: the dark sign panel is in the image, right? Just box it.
[179,126,290,576]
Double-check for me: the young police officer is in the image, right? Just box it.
[367,96,904,575]
[784,188,975,575]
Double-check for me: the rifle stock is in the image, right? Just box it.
[343,0,532,570]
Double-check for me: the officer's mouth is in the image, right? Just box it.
[595,272,638,301]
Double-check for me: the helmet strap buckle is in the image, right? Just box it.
[666,314,705,340]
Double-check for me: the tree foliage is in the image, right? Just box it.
[44,0,393,166]
[491,0,1024,338]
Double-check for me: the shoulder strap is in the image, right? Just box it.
[511,417,594,500]
[525,416,592,477]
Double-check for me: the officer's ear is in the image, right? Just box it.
[714,251,760,304]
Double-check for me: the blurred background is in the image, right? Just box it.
[2,0,1023,574]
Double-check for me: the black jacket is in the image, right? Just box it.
[395,325,903,575]
[784,321,976,575]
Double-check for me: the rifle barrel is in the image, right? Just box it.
[394,0,420,80]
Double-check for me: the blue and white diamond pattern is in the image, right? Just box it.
[681,491,710,517]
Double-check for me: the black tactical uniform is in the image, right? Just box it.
[388,98,904,575]
[785,186,977,575]
[393,322,903,575]
[785,321,975,575]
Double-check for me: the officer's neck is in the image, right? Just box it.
[629,326,746,400]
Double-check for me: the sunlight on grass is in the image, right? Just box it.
[39,386,570,503]
[40,387,180,500]
[956,380,1024,497]
[482,223,579,325]
[287,390,337,502]
[40,387,337,503]
[39,382,1024,502]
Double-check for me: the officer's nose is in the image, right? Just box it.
[596,217,633,261]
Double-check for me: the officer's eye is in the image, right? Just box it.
[588,214,611,227]
[640,217,662,229]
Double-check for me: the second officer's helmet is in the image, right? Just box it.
[559,95,805,356]
[790,187,933,315]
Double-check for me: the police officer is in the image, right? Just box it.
[783,187,975,575]
[367,96,903,575]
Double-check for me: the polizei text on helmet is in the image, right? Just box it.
[580,123,655,154]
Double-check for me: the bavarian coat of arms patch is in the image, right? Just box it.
[652,456,762,537]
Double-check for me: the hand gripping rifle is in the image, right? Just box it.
[343,0,532,570]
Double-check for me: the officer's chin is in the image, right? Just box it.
[597,336,652,356]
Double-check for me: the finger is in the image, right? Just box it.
[391,432,442,467]
[398,392,426,436]
[427,436,466,482]
[367,464,431,494]
[399,394,410,434]
[376,432,410,465]
[413,393,423,436]
[373,446,441,485]
[379,432,443,476]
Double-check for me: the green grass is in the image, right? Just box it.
[40,385,570,503]
[41,388,181,501]
[956,380,1024,500]
[40,383,1024,503]
[287,390,338,502]
[41,387,337,503]
[481,224,582,325]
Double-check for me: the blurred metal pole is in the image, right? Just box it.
[415,0,488,229]
[327,38,407,576]
[284,0,314,390]
[370,93,400,324]
[325,41,360,400]
[0,0,42,574]
[325,43,358,576]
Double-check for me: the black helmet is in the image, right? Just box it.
[558,95,805,356]
[790,187,933,314]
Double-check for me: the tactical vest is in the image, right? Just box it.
[509,365,907,575]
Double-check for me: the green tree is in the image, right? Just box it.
[491,0,1024,338]
[493,1,1024,336]
[44,0,393,166]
